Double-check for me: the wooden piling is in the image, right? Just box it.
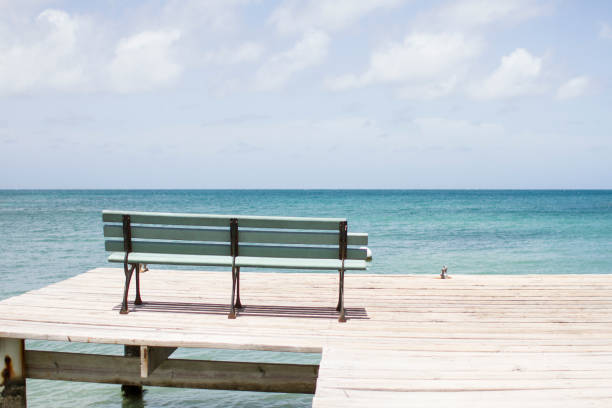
[0,338,26,408]
[121,345,143,399]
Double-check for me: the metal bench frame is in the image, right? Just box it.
[113,213,357,322]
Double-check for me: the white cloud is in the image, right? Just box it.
[204,42,264,64]
[162,0,252,33]
[254,30,329,91]
[269,0,404,34]
[109,29,182,93]
[0,3,264,95]
[398,76,459,100]
[0,9,88,94]
[431,0,547,29]
[556,76,590,100]
[412,117,504,144]
[469,48,543,100]
[327,32,481,97]
[600,22,612,39]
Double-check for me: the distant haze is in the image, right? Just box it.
[0,0,611,189]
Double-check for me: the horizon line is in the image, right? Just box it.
[1,188,611,191]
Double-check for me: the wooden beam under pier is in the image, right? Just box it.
[25,350,319,394]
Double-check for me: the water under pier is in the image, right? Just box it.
[1,268,612,407]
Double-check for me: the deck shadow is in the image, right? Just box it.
[113,301,369,320]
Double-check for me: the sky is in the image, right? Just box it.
[0,0,611,189]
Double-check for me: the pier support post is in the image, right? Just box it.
[121,346,143,401]
[0,338,26,408]
[140,346,176,378]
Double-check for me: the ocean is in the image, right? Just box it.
[1,190,611,407]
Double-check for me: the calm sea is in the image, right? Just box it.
[1,190,611,407]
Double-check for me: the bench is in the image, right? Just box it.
[102,210,370,322]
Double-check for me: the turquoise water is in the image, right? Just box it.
[1,190,611,407]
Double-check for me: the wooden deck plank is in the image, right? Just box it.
[1,268,612,407]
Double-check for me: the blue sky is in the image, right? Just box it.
[0,0,610,188]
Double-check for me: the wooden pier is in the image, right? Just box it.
[1,268,612,407]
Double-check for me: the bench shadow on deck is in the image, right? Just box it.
[113,301,369,320]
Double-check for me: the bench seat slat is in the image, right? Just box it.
[103,210,345,230]
[238,245,367,260]
[235,257,367,270]
[105,240,231,256]
[108,252,233,267]
[105,240,367,260]
[107,253,367,270]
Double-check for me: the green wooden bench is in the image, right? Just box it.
[102,210,370,322]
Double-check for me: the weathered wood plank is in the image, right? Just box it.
[313,389,612,408]
[3,270,612,407]
[25,350,319,394]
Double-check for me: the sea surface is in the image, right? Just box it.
[1,190,611,407]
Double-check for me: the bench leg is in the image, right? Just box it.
[134,264,143,305]
[120,264,136,314]
[336,269,342,311]
[337,268,346,323]
[228,265,237,319]
[234,267,243,309]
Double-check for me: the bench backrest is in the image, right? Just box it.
[102,210,368,260]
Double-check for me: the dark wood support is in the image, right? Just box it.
[0,338,26,408]
[140,346,176,378]
[121,346,143,399]
[25,350,318,394]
